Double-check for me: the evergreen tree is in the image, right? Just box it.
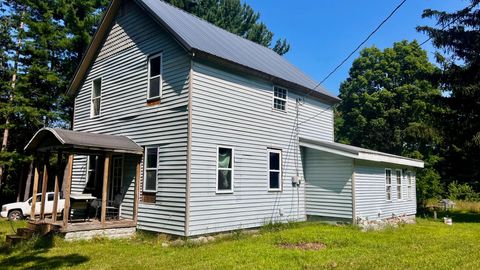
[417,0,480,188]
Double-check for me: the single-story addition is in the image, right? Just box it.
[21,0,423,239]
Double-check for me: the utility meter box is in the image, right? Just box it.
[291,176,303,186]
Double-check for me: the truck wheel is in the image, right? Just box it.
[8,209,23,221]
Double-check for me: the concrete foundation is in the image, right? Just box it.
[64,227,136,241]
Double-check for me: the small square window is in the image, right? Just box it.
[217,147,233,193]
[273,86,287,111]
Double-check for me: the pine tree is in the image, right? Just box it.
[417,0,480,187]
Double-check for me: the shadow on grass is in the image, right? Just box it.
[0,234,89,269]
[420,209,480,223]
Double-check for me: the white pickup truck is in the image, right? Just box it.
[1,192,65,220]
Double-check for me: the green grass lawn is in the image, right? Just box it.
[1,214,479,270]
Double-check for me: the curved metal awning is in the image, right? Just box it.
[25,128,143,155]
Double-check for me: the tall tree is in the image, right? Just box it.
[336,41,444,201]
[165,0,290,55]
[417,0,480,188]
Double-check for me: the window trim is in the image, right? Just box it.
[147,52,163,101]
[396,169,403,200]
[385,168,392,201]
[143,147,159,193]
[272,85,288,112]
[90,77,102,118]
[267,148,282,192]
[216,146,234,194]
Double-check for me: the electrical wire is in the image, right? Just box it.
[301,0,408,101]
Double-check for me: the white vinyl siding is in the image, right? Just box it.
[72,1,189,236]
[189,61,334,236]
[354,161,416,220]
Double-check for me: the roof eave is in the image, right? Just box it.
[192,49,341,104]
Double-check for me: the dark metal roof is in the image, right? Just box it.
[25,128,143,155]
[137,0,339,102]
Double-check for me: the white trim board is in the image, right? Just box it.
[299,138,424,168]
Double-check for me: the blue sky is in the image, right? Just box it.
[246,0,467,95]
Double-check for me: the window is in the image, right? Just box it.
[144,147,158,193]
[396,170,403,200]
[48,193,54,201]
[407,171,414,200]
[217,147,234,193]
[385,169,392,201]
[273,86,287,111]
[91,78,101,117]
[86,155,100,191]
[268,149,282,191]
[148,54,162,99]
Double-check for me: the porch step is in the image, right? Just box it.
[17,227,36,238]
[6,234,27,246]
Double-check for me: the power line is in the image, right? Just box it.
[301,0,407,100]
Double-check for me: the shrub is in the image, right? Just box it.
[447,181,480,201]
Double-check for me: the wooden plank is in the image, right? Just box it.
[52,152,62,222]
[63,154,74,228]
[133,157,141,223]
[101,153,112,224]
[30,162,40,220]
[40,157,49,220]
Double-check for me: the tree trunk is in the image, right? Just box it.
[16,162,26,202]
[23,160,34,201]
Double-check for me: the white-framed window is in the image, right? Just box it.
[273,86,287,111]
[147,53,162,100]
[396,169,403,200]
[407,171,414,200]
[216,146,234,193]
[91,78,102,117]
[267,149,282,191]
[143,147,158,192]
[385,169,392,201]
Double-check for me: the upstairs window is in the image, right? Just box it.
[217,147,234,193]
[144,147,158,193]
[148,53,162,100]
[385,169,392,201]
[396,170,403,200]
[268,149,282,191]
[273,86,287,111]
[91,78,101,117]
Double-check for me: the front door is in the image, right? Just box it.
[110,156,123,203]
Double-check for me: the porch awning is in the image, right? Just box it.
[25,128,143,155]
[299,137,424,168]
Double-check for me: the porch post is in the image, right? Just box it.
[30,160,40,220]
[63,154,74,228]
[52,151,62,222]
[101,153,112,225]
[133,157,141,223]
[40,153,49,220]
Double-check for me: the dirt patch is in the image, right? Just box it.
[277,242,326,250]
